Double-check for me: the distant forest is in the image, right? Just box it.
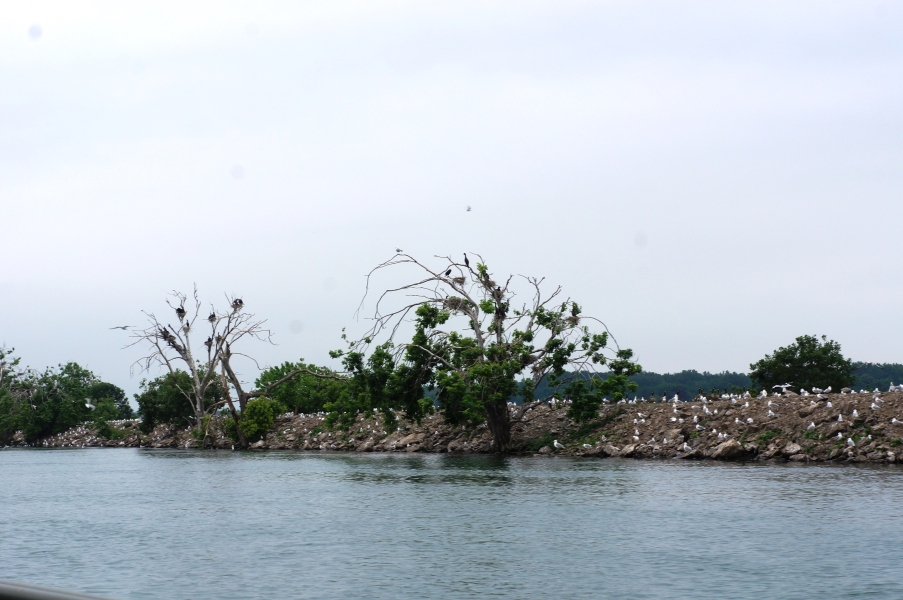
[528,363,903,401]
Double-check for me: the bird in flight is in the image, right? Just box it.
[109,325,132,330]
[466,206,471,212]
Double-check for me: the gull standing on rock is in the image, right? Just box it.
[553,439,565,450]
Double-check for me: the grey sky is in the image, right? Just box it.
[2,1,902,397]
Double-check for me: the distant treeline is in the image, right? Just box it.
[529,363,903,401]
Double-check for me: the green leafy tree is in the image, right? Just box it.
[749,335,855,392]
[0,346,29,444]
[255,361,345,415]
[332,253,641,451]
[89,381,134,419]
[135,370,222,433]
[18,362,113,442]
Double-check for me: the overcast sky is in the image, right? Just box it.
[2,1,902,397]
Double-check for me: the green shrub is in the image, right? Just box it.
[223,398,284,443]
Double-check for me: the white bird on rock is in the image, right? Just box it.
[836,432,843,440]
[693,415,698,423]
[747,418,754,424]
[871,403,880,411]
[758,390,767,398]
[807,422,816,431]
[743,402,749,408]
[695,424,704,430]
[847,438,855,447]
[553,439,565,450]
[583,443,592,449]
[767,409,775,417]
[892,418,903,425]
[852,409,859,418]
[837,414,843,422]
[826,401,833,408]
[682,442,691,451]
[824,386,832,393]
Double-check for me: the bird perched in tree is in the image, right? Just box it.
[176,306,186,320]
[231,298,243,311]
[444,269,452,277]
[463,253,470,268]
[396,248,403,253]
[208,312,216,323]
[204,337,213,350]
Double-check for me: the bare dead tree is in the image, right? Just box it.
[129,287,342,448]
[345,253,639,451]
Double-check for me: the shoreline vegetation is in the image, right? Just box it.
[3,259,903,458]
[8,391,903,465]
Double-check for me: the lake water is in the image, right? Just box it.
[1,449,902,599]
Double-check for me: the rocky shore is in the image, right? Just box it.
[8,391,903,464]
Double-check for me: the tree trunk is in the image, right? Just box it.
[484,400,511,452]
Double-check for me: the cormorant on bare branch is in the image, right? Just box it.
[208,312,216,323]
[444,269,452,277]
[204,337,213,349]
[464,253,470,268]
[176,306,186,320]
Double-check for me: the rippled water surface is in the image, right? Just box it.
[1,449,902,599]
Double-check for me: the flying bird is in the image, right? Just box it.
[85,398,96,411]
[466,205,471,212]
[109,325,132,330]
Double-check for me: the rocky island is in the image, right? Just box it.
[10,390,903,464]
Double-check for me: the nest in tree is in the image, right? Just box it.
[485,279,497,288]
[444,297,470,311]
[451,277,466,285]
[565,315,580,326]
